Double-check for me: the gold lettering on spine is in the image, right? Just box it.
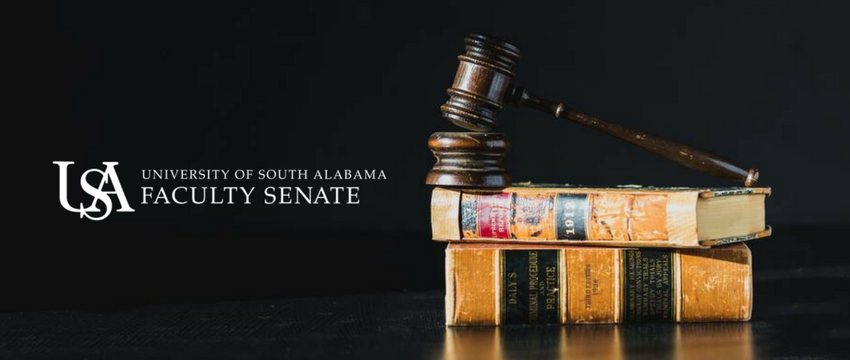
[506,272,518,306]
[561,197,577,236]
[545,262,558,312]
[528,251,539,322]
[622,250,674,322]
[566,248,618,323]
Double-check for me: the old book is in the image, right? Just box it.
[445,242,752,325]
[432,185,771,248]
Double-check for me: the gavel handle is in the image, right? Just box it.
[508,86,759,186]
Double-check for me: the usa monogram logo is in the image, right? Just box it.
[53,161,135,221]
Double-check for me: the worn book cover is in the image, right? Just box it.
[432,185,771,248]
[445,243,752,325]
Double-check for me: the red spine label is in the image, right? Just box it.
[478,193,512,239]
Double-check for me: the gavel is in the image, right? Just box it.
[427,34,759,188]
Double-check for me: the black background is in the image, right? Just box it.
[20,1,850,309]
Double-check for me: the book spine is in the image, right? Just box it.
[445,244,752,325]
[462,191,671,242]
[431,188,701,245]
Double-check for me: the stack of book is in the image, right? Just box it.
[430,184,770,325]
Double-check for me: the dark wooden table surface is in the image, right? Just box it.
[0,265,847,359]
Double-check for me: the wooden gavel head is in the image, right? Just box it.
[425,132,510,188]
[440,34,521,132]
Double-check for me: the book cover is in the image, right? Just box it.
[432,185,771,248]
[445,243,752,325]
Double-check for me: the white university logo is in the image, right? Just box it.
[54,161,135,220]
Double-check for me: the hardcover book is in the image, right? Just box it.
[445,243,752,326]
[432,185,770,248]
